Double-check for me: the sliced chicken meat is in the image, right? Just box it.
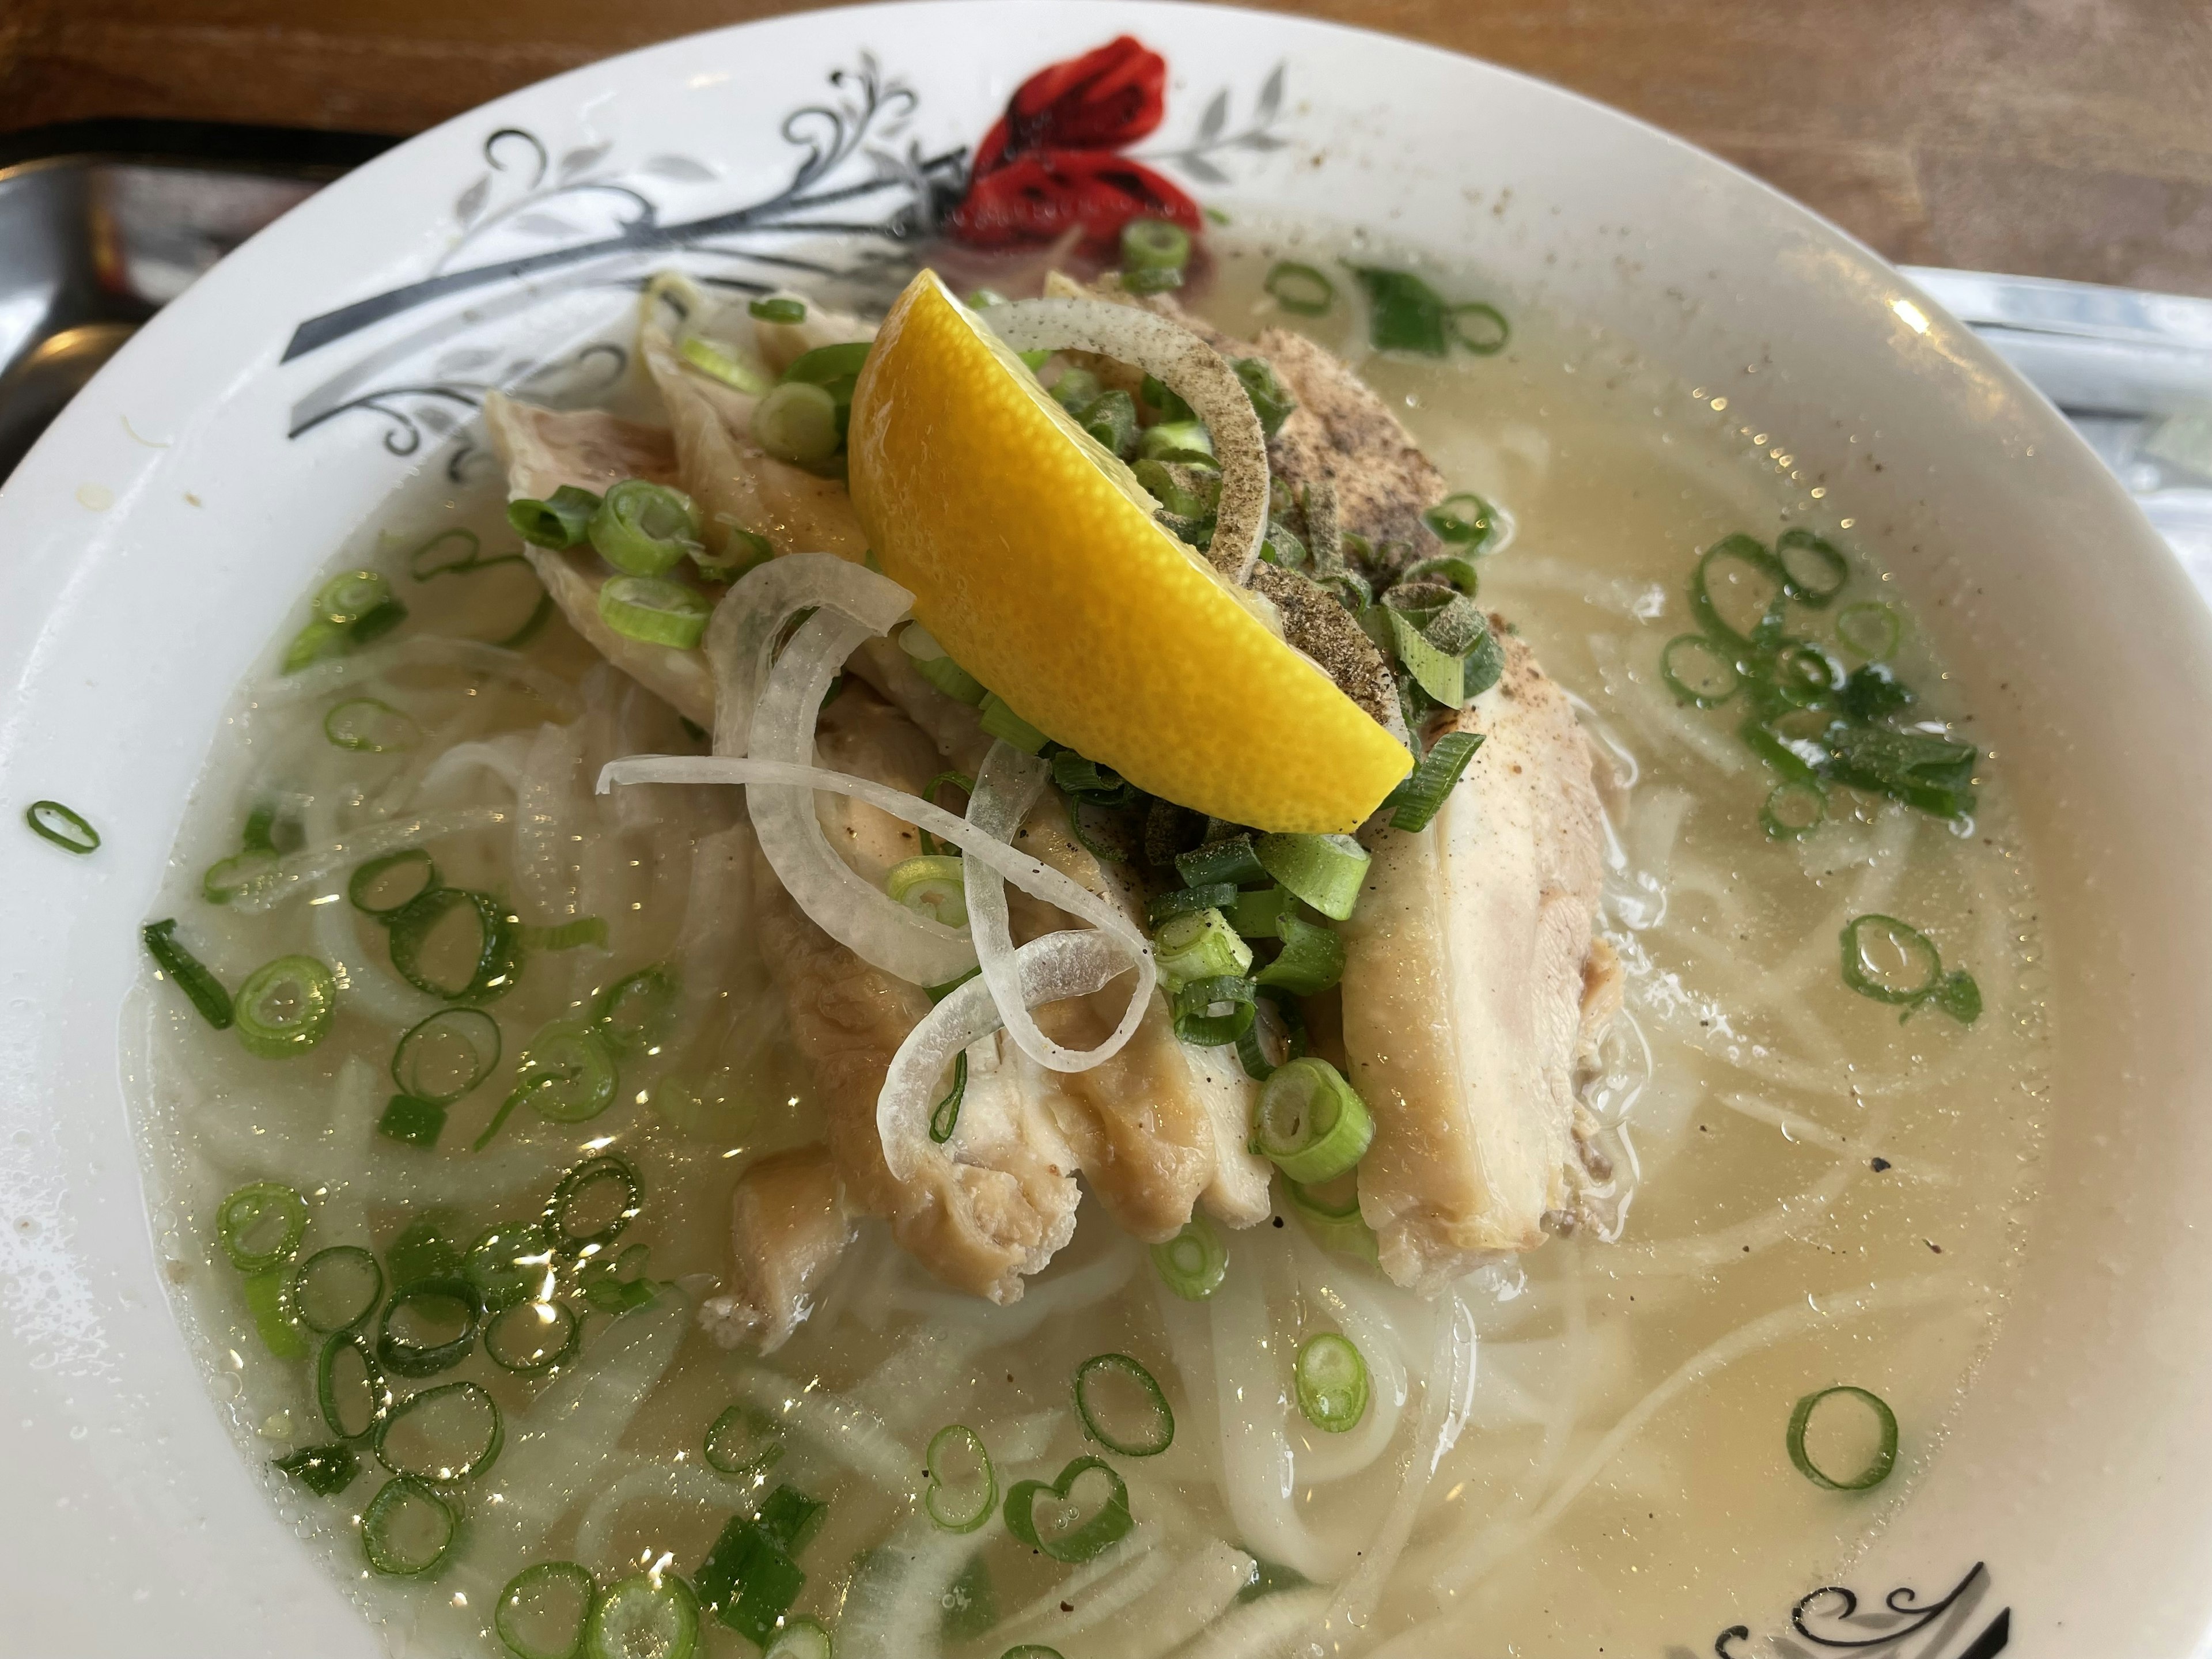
[1338,632,1620,1293]
[699,1146,856,1353]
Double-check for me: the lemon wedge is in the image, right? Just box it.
[847,271,1410,834]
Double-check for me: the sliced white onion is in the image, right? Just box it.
[226,805,511,914]
[966,740,1147,1074]
[744,608,979,987]
[701,550,912,756]
[984,297,1269,584]
[412,732,533,801]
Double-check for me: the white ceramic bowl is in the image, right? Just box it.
[3,4,2207,1654]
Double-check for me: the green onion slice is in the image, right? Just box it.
[376,1276,482,1379]
[1233,356,1296,439]
[930,1049,969,1145]
[1172,975,1257,1047]
[349,849,438,918]
[763,1615,834,1659]
[465,1221,554,1312]
[886,855,968,929]
[785,340,872,385]
[377,1094,448,1149]
[1175,834,1267,890]
[1285,1176,1377,1263]
[1762,780,1827,840]
[510,486,603,550]
[590,480,702,578]
[242,1266,306,1358]
[1138,419,1214,465]
[682,335,772,395]
[1078,388,1139,459]
[1836,600,1902,661]
[1152,907,1253,995]
[510,1020,618,1131]
[1252,911,1344,997]
[1446,301,1509,355]
[497,1561,597,1659]
[1380,732,1483,834]
[361,1475,460,1577]
[316,569,393,626]
[1265,260,1335,316]
[1348,266,1450,356]
[586,1574,699,1659]
[1382,584,1504,708]
[750,296,807,324]
[925,1422,999,1532]
[234,954,337,1058]
[978,692,1050,755]
[387,887,521,1003]
[217,1181,308,1273]
[274,1442,359,1497]
[392,1007,501,1105]
[1403,553,1482,596]
[1147,881,1238,929]
[1294,1333,1370,1432]
[324,696,422,753]
[485,1298,581,1375]
[375,1378,503,1483]
[1776,528,1850,607]
[282,615,351,674]
[599,574,711,649]
[592,965,679,1056]
[522,916,609,953]
[25,799,99,854]
[1002,1455,1135,1564]
[1692,534,1789,649]
[1120,217,1191,272]
[289,1245,384,1334]
[1073,1354,1175,1457]
[1785,1385,1898,1490]
[753,381,842,467]
[1772,642,1840,708]
[547,1155,643,1257]
[1838,913,1943,1006]
[1151,1215,1228,1300]
[1421,493,1497,552]
[705,1403,784,1480]
[316,1328,392,1442]
[1253,1058,1373,1183]
[348,596,409,646]
[202,848,276,905]
[408,527,522,579]
[1121,264,1183,296]
[1660,634,1741,707]
[1253,833,1371,922]
[143,918,234,1029]
[1235,985,1308,1082]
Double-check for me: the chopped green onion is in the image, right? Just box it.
[274,1442,359,1497]
[406,528,521,581]
[387,886,521,1003]
[143,918,234,1029]
[484,1298,581,1374]
[1151,907,1253,994]
[202,849,275,904]
[930,1050,969,1145]
[1149,881,1239,930]
[1347,266,1450,357]
[754,381,843,466]
[1840,914,1979,1024]
[1285,1176,1377,1262]
[377,1277,482,1378]
[1785,1385,1898,1490]
[1051,749,1137,807]
[348,596,410,646]
[316,1328,392,1442]
[696,1495,815,1641]
[1836,600,1902,661]
[901,625,989,706]
[242,1266,308,1358]
[1294,1333,1370,1432]
[478,1020,618,1147]
[887,855,968,929]
[763,1616,834,1659]
[497,1562,597,1659]
[588,1573,699,1659]
[1265,260,1335,316]
[1121,217,1191,272]
[217,1180,308,1273]
[522,916,610,953]
[1775,527,1849,607]
[289,1245,384,1334]
[696,521,777,585]
[1233,357,1296,439]
[599,574,711,649]
[315,569,392,625]
[1838,661,1915,723]
[1253,833,1370,921]
[361,1475,460,1577]
[1382,584,1504,707]
[759,1485,827,1554]
[1252,911,1344,996]
[1175,833,1267,890]
[1073,1354,1175,1457]
[1422,493,1497,551]
[282,616,352,673]
[1003,1456,1135,1563]
[233,953,336,1059]
[1236,986,1309,1084]
[1661,634,1741,707]
[509,485,603,550]
[375,1379,502,1483]
[1151,1215,1228,1300]
[1446,301,1509,355]
[1018,347,1054,372]
[1122,264,1183,296]
[26,798,100,854]
[1253,1058,1373,1183]
[349,848,438,918]
[323,696,421,753]
[979,692,1050,754]
[465,1221,554,1312]
[916,771,978,858]
[925,1422,998,1532]
[1379,731,1482,834]
[386,1214,463,1287]
[546,1155,643,1256]
[1822,723,1976,819]
[1771,642,1841,707]
[590,479,703,578]
[1762,781,1827,840]
[1138,419,1214,464]
[784,341,872,385]
[1077,389,1138,459]
[1133,457,1221,520]
[1692,534,1788,650]
[751,296,808,324]
[392,1007,501,1105]
[1403,552,1481,595]
[705,1403,784,1481]
[1172,974,1257,1047]
[677,337,771,396]
[593,965,679,1056]
[377,1093,448,1148]
[1050,366,1103,413]
[1139,373,1194,422]
[1226,884,1293,940]
[941,1558,998,1645]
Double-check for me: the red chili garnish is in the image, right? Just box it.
[974,35,1168,172]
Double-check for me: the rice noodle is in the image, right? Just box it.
[224,805,510,914]
[839,1513,1001,1659]
[726,1366,919,1495]
[1280,1228,1412,1487]
[571,1456,756,1565]
[996,1531,1256,1659]
[985,297,1269,585]
[411,732,533,801]
[1169,1588,1335,1659]
[259,634,581,718]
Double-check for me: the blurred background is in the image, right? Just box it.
[3,0,2210,563]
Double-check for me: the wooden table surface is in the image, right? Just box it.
[3,0,2209,297]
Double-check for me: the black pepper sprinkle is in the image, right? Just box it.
[1271,1216,1285,1228]
[1870,1156,1892,1172]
